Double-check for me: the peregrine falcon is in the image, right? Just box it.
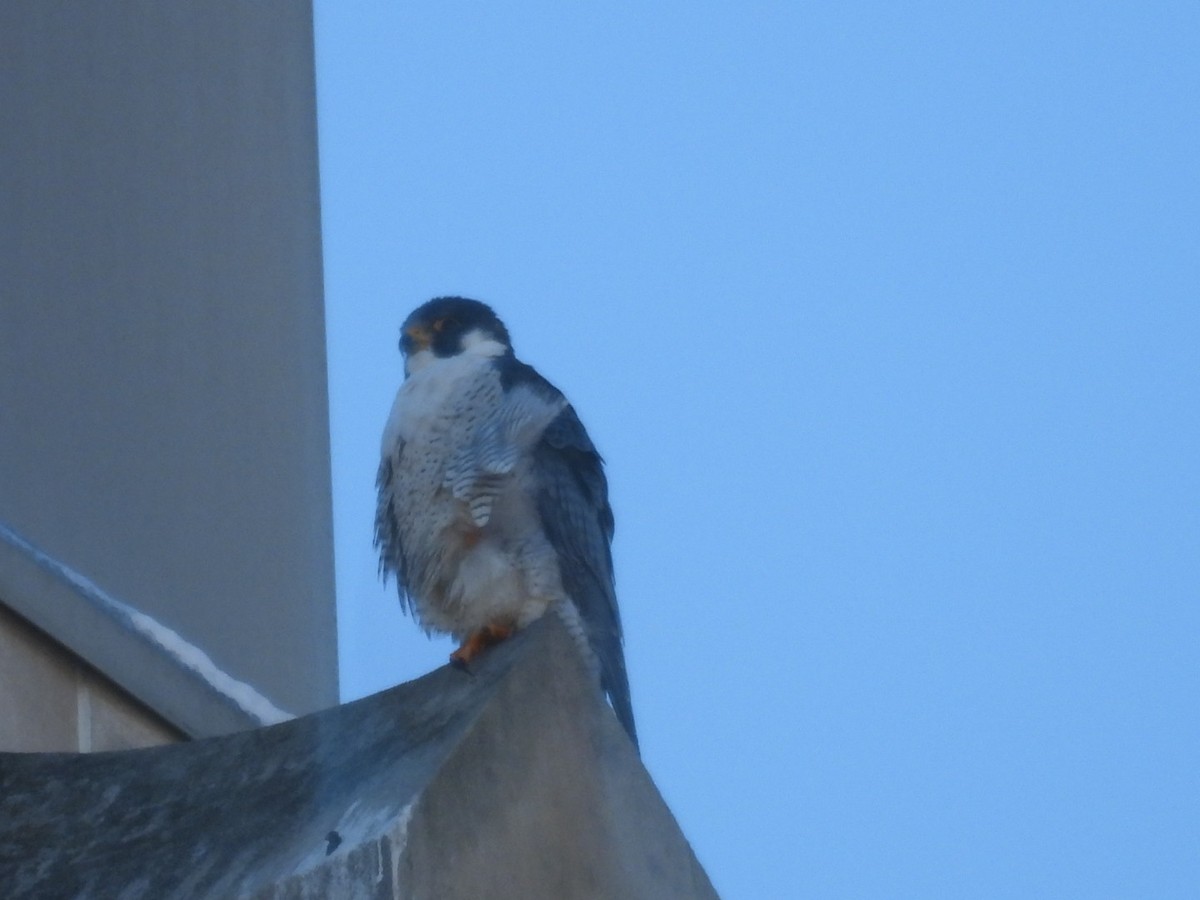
[375,297,637,747]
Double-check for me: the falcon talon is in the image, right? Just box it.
[450,627,498,666]
[374,297,639,750]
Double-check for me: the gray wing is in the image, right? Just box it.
[534,403,638,749]
[374,448,414,616]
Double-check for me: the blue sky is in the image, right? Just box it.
[314,3,1198,896]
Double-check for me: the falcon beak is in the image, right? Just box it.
[401,324,432,354]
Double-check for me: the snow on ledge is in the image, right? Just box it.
[0,519,294,727]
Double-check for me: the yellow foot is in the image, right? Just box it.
[449,623,515,666]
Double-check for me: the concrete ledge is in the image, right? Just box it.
[0,521,290,740]
[0,616,717,898]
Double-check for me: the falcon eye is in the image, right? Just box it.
[432,316,459,333]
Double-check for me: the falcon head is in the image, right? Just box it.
[400,297,512,376]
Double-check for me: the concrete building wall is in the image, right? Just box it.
[0,2,336,715]
[0,603,182,753]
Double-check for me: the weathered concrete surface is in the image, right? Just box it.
[0,617,717,899]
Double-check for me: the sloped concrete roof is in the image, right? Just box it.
[0,520,290,739]
[0,616,717,899]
